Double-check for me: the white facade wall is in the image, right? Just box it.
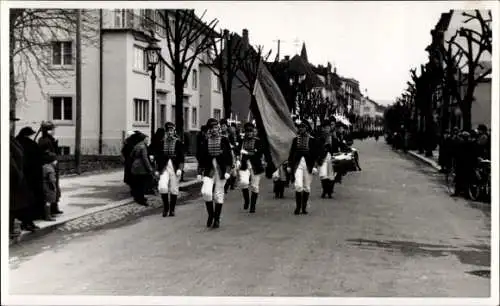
[199,65,223,126]
[14,8,214,155]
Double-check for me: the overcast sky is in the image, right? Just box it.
[166,1,487,105]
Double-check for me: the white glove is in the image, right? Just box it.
[154,171,160,177]
[176,169,182,177]
[224,173,230,180]
[236,160,241,169]
[241,149,249,155]
[197,175,202,181]
[312,167,318,175]
[287,167,292,173]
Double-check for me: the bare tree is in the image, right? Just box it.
[10,9,99,122]
[156,9,219,137]
[446,10,492,131]
[201,29,249,119]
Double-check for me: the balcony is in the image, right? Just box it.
[103,9,161,39]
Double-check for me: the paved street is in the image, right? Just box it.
[9,139,490,297]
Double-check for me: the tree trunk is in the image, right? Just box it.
[461,98,472,131]
[175,73,185,138]
[223,89,232,119]
[10,12,17,136]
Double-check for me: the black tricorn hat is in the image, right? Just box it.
[244,122,255,130]
[206,118,219,127]
[164,121,175,129]
[18,126,36,137]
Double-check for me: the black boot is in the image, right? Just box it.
[327,180,334,198]
[169,194,177,216]
[213,203,223,228]
[250,192,258,213]
[44,205,55,221]
[320,180,327,198]
[205,201,214,227]
[50,202,63,215]
[161,194,170,217]
[294,192,302,215]
[242,188,250,210]
[301,192,310,214]
[224,180,230,194]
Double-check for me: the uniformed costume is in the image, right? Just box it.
[220,119,237,194]
[287,120,319,215]
[273,162,288,199]
[155,122,185,217]
[236,122,265,213]
[318,120,336,198]
[197,118,233,228]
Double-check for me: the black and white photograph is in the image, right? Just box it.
[2,1,498,304]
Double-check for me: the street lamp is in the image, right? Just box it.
[145,35,161,138]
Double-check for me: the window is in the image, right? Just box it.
[213,108,221,120]
[171,105,176,122]
[184,107,189,130]
[170,70,175,85]
[133,46,147,72]
[133,99,149,124]
[52,41,72,66]
[59,146,71,156]
[158,62,165,81]
[191,107,197,127]
[156,11,166,37]
[192,69,198,89]
[160,104,166,127]
[213,73,221,92]
[114,9,126,27]
[51,97,73,121]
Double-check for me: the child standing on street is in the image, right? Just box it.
[42,153,58,221]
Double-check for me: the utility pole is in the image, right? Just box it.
[75,9,82,174]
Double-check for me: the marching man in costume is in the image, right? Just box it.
[155,122,185,217]
[287,119,320,215]
[197,118,233,228]
[318,120,336,198]
[236,122,265,213]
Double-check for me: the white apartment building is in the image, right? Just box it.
[13,9,222,156]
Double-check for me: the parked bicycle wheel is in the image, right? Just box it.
[446,167,456,195]
[467,169,482,201]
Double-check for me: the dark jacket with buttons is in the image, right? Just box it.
[288,135,319,174]
[236,136,265,175]
[153,137,185,172]
[197,136,233,180]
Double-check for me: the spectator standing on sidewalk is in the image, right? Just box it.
[129,132,155,206]
[16,126,46,222]
[10,112,36,237]
[318,120,336,198]
[153,122,185,217]
[42,153,58,221]
[197,118,233,229]
[37,121,63,215]
[476,124,490,160]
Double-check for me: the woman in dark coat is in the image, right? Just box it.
[129,132,155,206]
[16,127,46,221]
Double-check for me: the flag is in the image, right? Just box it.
[252,60,297,167]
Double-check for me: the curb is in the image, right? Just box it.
[10,179,202,246]
[407,151,441,171]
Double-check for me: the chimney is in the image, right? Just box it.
[242,29,249,47]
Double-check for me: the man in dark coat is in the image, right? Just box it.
[197,118,233,229]
[153,122,185,217]
[287,119,320,215]
[235,122,265,213]
[16,126,46,221]
[37,121,63,215]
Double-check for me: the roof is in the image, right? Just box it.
[287,54,324,87]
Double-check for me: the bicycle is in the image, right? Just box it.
[468,158,491,202]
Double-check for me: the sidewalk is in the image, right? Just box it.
[11,159,200,244]
[407,150,440,171]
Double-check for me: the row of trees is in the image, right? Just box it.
[384,10,492,156]
[10,8,275,139]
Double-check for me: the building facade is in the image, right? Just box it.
[14,9,222,156]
